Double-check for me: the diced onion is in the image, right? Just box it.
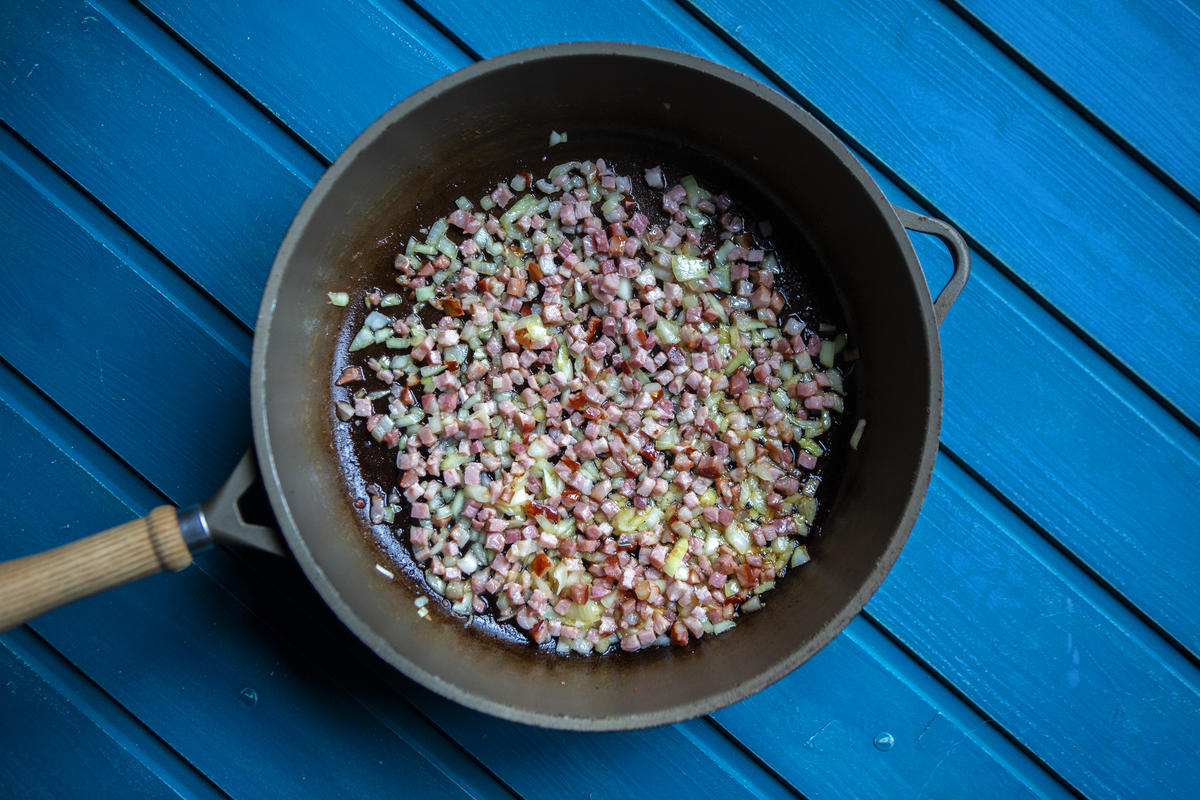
[671,255,709,282]
[348,327,375,352]
[850,418,867,451]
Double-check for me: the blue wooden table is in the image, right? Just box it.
[2,1,1198,797]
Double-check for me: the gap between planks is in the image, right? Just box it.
[938,0,1200,216]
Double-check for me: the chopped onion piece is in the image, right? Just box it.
[364,311,391,331]
[850,418,867,451]
[818,340,836,368]
[680,174,700,207]
[348,327,375,352]
[671,255,709,282]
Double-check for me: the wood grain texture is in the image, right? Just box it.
[0,125,251,500]
[138,0,472,160]
[865,162,1200,657]
[412,0,763,75]
[0,0,323,325]
[0,505,190,633]
[686,0,1200,423]
[870,460,1200,800]
[714,620,1074,800]
[0,639,198,799]
[1,626,226,800]
[954,0,1200,200]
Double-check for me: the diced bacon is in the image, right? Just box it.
[528,589,549,615]
[490,183,514,207]
[464,463,483,485]
[447,208,481,233]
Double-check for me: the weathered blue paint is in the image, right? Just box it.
[0,0,321,325]
[138,0,472,160]
[1,627,227,799]
[0,0,1196,797]
[954,0,1200,200]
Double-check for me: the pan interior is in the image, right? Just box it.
[253,44,939,729]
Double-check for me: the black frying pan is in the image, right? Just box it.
[0,43,967,730]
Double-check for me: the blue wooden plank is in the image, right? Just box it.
[405,687,800,800]
[858,162,1200,657]
[1,627,227,800]
[410,0,764,82]
[714,619,1074,800]
[684,0,1200,424]
[952,0,1200,201]
[0,125,251,501]
[140,0,764,161]
[868,459,1200,800]
[0,640,200,799]
[0,389,496,800]
[0,0,323,325]
[137,0,472,160]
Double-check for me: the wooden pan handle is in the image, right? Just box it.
[0,506,193,633]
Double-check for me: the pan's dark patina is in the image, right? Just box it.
[250,43,966,729]
[0,43,967,730]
